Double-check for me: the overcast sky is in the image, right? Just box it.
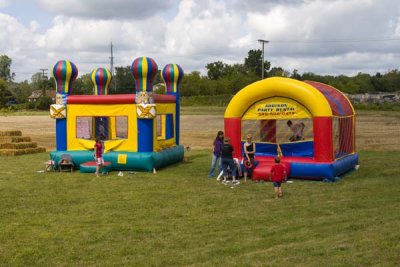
[1,0,400,82]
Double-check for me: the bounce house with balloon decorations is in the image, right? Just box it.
[224,77,358,182]
[49,57,184,173]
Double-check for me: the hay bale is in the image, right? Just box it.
[0,130,22,136]
[0,130,45,156]
[0,142,37,149]
[0,149,17,156]
[0,147,46,156]
[12,136,31,142]
[0,136,32,144]
[15,147,46,155]
[0,137,12,144]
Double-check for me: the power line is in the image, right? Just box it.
[40,68,48,79]
[268,38,400,44]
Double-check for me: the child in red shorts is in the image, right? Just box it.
[270,156,287,199]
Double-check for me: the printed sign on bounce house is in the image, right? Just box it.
[242,97,312,120]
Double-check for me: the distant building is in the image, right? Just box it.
[345,92,400,103]
[28,90,57,102]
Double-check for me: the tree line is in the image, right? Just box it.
[180,50,400,96]
[0,51,399,110]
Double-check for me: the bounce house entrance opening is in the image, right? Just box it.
[242,119,314,144]
[242,118,314,158]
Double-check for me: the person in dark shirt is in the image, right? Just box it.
[243,134,256,181]
[208,130,224,178]
[221,137,238,185]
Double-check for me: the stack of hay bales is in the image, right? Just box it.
[0,130,46,156]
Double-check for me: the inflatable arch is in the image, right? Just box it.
[49,57,184,173]
[224,77,358,181]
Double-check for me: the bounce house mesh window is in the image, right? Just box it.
[242,119,314,144]
[76,117,93,139]
[76,116,128,140]
[156,115,164,139]
[156,114,174,140]
[115,116,128,139]
[333,116,354,159]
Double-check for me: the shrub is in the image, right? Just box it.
[35,96,53,110]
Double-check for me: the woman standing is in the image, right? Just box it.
[208,130,224,178]
[243,134,256,181]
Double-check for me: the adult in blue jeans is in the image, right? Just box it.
[208,130,224,177]
[221,137,238,185]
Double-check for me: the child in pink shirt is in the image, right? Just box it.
[94,137,104,177]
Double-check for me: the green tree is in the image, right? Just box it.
[180,71,204,96]
[0,55,12,81]
[268,67,290,77]
[352,72,373,93]
[244,49,271,77]
[206,61,229,80]
[113,66,135,94]
[73,74,93,95]
[153,71,162,86]
[291,69,302,80]
[8,80,33,103]
[343,80,360,94]
[0,79,12,108]
[35,96,53,110]
[382,69,400,92]
[371,72,385,92]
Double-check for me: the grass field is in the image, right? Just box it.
[0,150,399,266]
[0,108,399,266]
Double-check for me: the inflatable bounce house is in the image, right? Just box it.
[225,77,358,181]
[49,57,184,173]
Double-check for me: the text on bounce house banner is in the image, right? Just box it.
[242,97,312,120]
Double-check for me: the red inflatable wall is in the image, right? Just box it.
[313,117,333,162]
[224,117,242,158]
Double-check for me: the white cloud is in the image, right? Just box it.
[1,0,400,81]
[243,0,400,74]
[0,13,48,80]
[0,0,11,8]
[37,0,176,19]
[162,0,248,72]
[33,15,170,76]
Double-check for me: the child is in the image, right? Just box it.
[270,156,287,199]
[221,137,238,185]
[94,137,104,177]
[287,120,305,142]
[208,130,224,177]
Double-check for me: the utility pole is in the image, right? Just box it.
[110,42,116,92]
[258,39,269,80]
[110,42,114,76]
[40,68,48,97]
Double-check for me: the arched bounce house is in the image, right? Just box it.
[225,77,358,181]
[49,57,184,173]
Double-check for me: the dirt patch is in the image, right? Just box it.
[0,116,55,150]
[0,112,399,151]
